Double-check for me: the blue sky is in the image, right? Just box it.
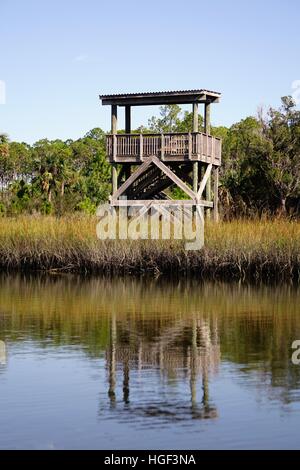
[0,0,299,143]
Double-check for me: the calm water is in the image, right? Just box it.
[0,274,300,450]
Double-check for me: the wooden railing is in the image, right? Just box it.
[106,132,222,164]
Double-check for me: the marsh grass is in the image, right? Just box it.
[0,215,299,281]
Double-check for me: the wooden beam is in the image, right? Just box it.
[204,103,211,135]
[193,102,198,132]
[195,204,205,246]
[111,157,153,201]
[196,204,205,224]
[131,162,194,200]
[206,177,212,219]
[125,105,131,134]
[112,164,118,196]
[129,166,162,198]
[111,105,118,164]
[102,96,220,106]
[112,134,117,161]
[111,105,118,134]
[170,164,193,187]
[197,163,212,200]
[110,154,221,165]
[204,103,211,218]
[100,89,222,105]
[192,105,198,204]
[151,156,197,201]
[111,199,213,207]
[102,94,209,107]
[193,162,198,193]
[136,174,170,200]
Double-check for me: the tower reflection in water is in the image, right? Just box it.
[0,340,6,366]
[106,313,220,421]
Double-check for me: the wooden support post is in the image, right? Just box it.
[124,106,131,184]
[205,102,211,219]
[112,164,118,196]
[200,162,204,179]
[204,103,211,135]
[206,169,212,220]
[111,105,118,194]
[213,167,219,222]
[193,162,198,193]
[192,102,199,195]
[193,102,198,132]
[125,105,131,134]
[111,104,118,134]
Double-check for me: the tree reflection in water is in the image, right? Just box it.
[0,273,300,419]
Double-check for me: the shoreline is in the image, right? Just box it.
[0,216,299,282]
[0,249,298,282]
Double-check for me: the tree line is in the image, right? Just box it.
[0,96,299,217]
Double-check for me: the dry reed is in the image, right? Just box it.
[0,215,299,281]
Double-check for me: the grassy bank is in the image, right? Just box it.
[0,216,299,281]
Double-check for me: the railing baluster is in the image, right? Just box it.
[161,134,165,160]
[140,134,143,161]
[113,134,117,161]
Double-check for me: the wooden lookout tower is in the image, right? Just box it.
[99,89,222,221]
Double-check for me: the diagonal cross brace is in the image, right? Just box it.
[112,155,199,203]
[111,157,154,201]
[197,163,212,201]
[151,156,197,201]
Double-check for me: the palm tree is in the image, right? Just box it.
[0,133,10,200]
[0,133,9,145]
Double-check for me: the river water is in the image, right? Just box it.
[0,274,300,449]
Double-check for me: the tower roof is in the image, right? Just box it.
[100,89,221,106]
